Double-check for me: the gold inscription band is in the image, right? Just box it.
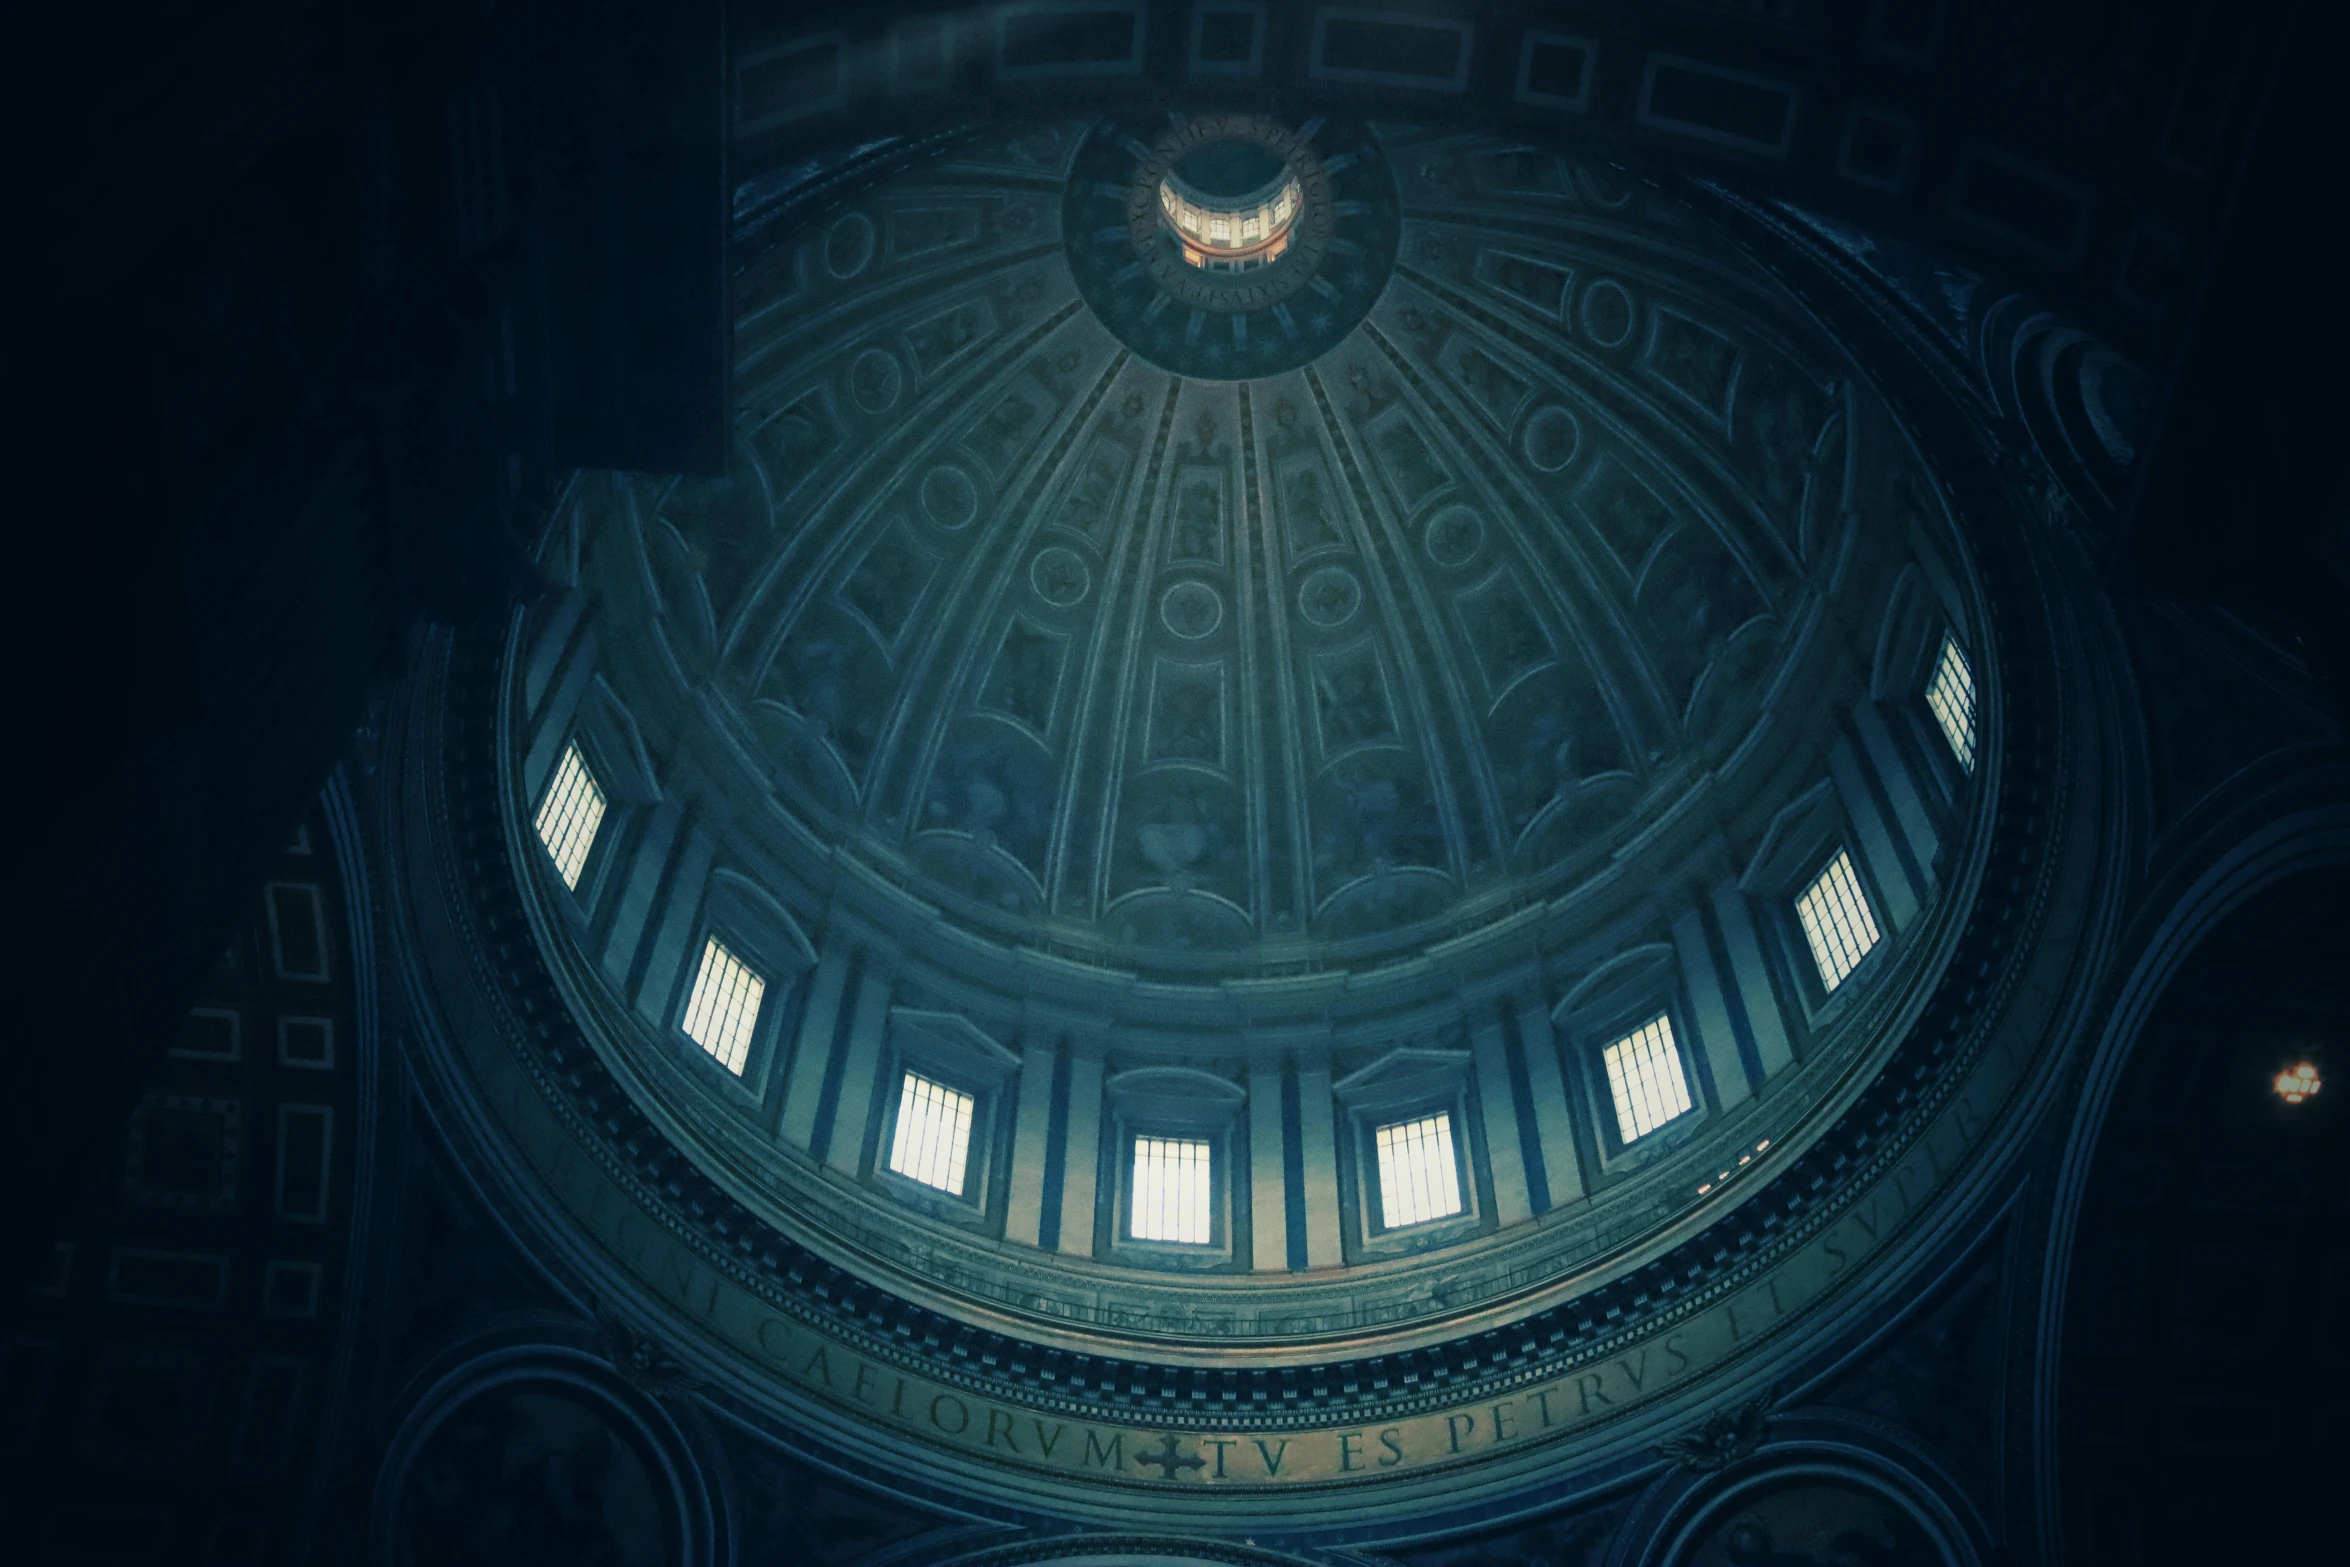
[476,976,2022,1490]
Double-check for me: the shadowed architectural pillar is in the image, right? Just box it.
[1711,883,1796,1078]
[779,947,850,1152]
[1055,1046,1105,1258]
[1513,995,1584,1206]
[1295,1064,1342,1268]
[1674,906,1756,1112]
[1469,1017,1534,1226]
[631,823,712,1026]
[600,799,682,987]
[1854,702,1944,882]
[1248,1065,1290,1270]
[824,969,893,1175]
[1005,1035,1062,1247]
[1833,735,1921,931]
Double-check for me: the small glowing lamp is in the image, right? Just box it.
[1698,1139,1776,1197]
[2272,1062,2321,1104]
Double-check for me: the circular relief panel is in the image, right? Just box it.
[1159,580,1224,639]
[377,1362,706,1567]
[920,465,980,530]
[825,212,876,279]
[1581,279,1636,348]
[1298,565,1364,628]
[1031,547,1093,607]
[1522,405,1582,473]
[850,349,903,414]
[1423,504,1485,568]
[1647,1467,1968,1567]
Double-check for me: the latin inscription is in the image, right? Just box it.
[710,1310,1753,1486]
[463,869,2039,1491]
[520,1062,1975,1487]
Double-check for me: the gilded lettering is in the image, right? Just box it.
[1447,1413,1476,1453]
[929,1394,970,1435]
[1204,1437,1235,1477]
[1530,1387,1557,1428]
[1084,1431,1125,1470]
[1618,1349,1651,1391]
[1033,1420,1066,1457]
[1490,1401,1516,1442]
[984,1409,1019,1451]
[1254,1439,1290,1476]
[1338,1432,1363,1471]
[1576,1373,1611,1414]
[1379,1427,1405,1467]
[801,1346,834,1387]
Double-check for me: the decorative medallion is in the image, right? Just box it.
[1297,565,1364,628]
[1030,546,1092,607]
[1657,1395,1773,1471]
[1159,580,1224,639]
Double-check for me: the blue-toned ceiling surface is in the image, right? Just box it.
[578,120,1944,1011]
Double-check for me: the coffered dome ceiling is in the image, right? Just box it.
[594,118,1913,1008]
[435,112,2077,1520]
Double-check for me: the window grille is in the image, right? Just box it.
[889,1071,975,1194]
[1795,850,1882,993]
[1374,1112,1463,1228]
[680,937,764,1075]
[1926,634,1977,771]
[1129,1136,1214,1244]
[1604,1014,1694,1143]
[534,743,606,891]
